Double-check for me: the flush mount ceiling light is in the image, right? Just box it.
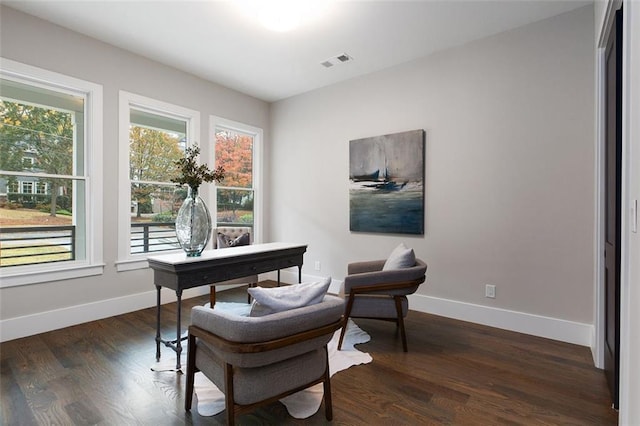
[234,0,332,32]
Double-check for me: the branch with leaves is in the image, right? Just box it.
[170,146,225,191]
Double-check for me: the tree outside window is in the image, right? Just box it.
[0,75,87,269]
[215,128,254,227]
[127,108,188,254]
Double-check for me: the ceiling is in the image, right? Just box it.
[4,0,591,102]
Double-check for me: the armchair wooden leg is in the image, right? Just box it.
[224,363,235,426]
[394,296,408,352]
[322,347,333,420]
[185,332,197,411]
[209,286,216,308]
[338,293,356,350]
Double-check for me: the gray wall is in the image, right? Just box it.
[270,6,595,324]
[0,5,595,335]
[0,6,270,322]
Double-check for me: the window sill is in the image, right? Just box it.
[115,257,149,272]
[0,262,106,288]
[115,250,182,272]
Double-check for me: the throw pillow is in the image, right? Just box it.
[216,232,250,249]
[228,232,250,247]
[248,276,331,317]
[382,243,416,270]
[216,233,231,249]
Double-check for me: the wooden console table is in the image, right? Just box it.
[147,242,307,371]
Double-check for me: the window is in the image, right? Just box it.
[117,91,199,271]
[36,182,48,194]
[20,181,33,194]
[211,116,262,239]
[0,58,103,287]
[21,156,34,169]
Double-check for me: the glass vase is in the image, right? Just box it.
[175,187,212,257]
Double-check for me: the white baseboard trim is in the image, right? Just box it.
[409,293,594,348]
[275,269,593,347]
[266,269,328,283]
[0,285,214,342]
[266,270,344,293]
[270,270,595,352]
[8,269,594,349]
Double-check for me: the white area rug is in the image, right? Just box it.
[150,303,254,372]
[194,317,372,419]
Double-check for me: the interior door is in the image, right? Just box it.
[603,7,622,410]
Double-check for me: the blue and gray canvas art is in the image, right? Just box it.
[349,129,425,235]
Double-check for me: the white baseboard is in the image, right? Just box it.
[276,269,593,347]
[2,270,594,351]
[273,270,593,347]
[0,286,214,342]
[409,293,594,348]
[266,269,344,293]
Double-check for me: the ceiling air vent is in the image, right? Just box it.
[320,53,353,69]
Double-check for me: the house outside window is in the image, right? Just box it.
[117,91,199,271]
[0,58,103,287]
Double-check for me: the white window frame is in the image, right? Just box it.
[210,116,263,243]
[20,181,33,194]
[117,91,200,271]
[0,58,104,287]
[22,157,35,168]
[36,182,48,194]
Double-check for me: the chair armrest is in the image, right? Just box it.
[346,276,425,295]
[189,317,342,355]
[344,259,427,296]
[347,260,385,275]
[191,295,344,342]
[190,296,344,367]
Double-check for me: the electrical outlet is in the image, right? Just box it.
[314,261,321,271]
[485,284,496,299]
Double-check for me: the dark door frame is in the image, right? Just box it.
[603,6,622,409]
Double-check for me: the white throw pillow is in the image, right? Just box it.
[248,276,331,317]
[382,243,416,270]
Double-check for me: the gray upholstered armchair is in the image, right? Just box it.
[185,295,344,426]
[338,258,427,352]
[210,226,258,305]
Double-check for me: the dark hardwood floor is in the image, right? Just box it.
[1,282,617,425]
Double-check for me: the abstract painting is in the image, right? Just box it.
[349,129,425,234]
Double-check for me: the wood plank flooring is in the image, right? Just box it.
[1,282,617,425]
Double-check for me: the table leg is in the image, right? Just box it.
[298,265,302,283]
[175,288,183,372]
[155,285,161,361]
[209,285,216,308]
[277,270,281,286]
